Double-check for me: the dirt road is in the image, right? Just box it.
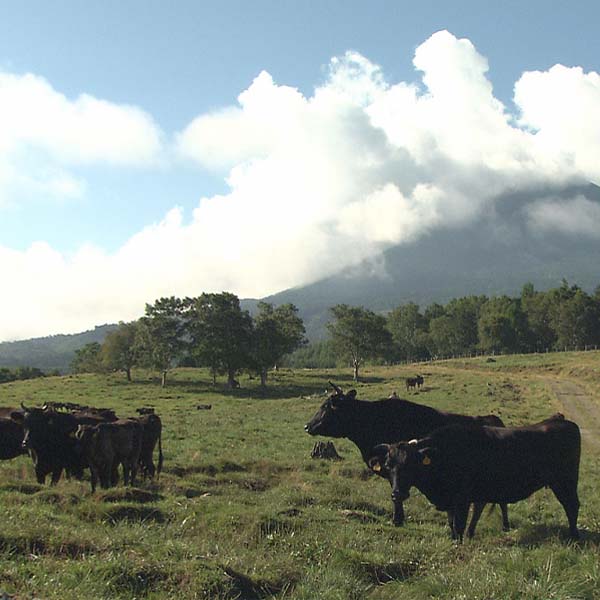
[547,379,600,451]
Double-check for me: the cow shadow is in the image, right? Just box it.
[517,524,600,547]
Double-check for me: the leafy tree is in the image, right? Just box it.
[478,296,527,354]
[553,288,600,350]
[101,321,140,381]
[281,340,338,369]
[387,302,428,361]
[251,302,306,386]
[71,342,103,374]
[136,297,186,387]
[185,292,253,388]
[327,304,392,381]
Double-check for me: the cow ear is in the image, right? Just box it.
[418,448,433,465]
[347,390,357,400]
[369,443,390,472]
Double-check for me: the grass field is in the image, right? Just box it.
[1,352,600,599]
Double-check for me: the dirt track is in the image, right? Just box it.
[547,379,600,451]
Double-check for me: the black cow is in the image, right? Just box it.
[0,417,26,460]
[131,412,163,480]
[369,414,581,541]
[304,382,509,533]
[416,375,424,389]
[19,404,114,484]
[405,378,418,392]
[76,420,143,492]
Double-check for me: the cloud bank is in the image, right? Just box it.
[3,30,600,341]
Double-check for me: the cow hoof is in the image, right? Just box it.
[393,520,404,527]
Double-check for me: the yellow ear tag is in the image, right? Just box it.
[422,456,431,466]
[372,463,381,472]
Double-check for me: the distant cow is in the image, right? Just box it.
[76,420,143,492]
[405,378,418,392]
[369,415,580,541]
[0,417,26,460]
[416,375,424,389]
[130,412,163,480]
[305,382,509,533]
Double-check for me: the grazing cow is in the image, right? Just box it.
[0,406,24,420]
[19,404,115,484]
[0,417,26,460]
[405,377,418,392]
[369,414,580,541]
[130,412,163,480]
[305,382,509,533]
[76,420,143,492]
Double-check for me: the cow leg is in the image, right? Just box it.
[551,483,580,540]
[446,510,457,539]
[90,468,98,493]
[110,463,119,487]
[50,467,62,485]
[392,499,405,526]
[467,503,485,539]
[452,503,470,543]
[34,465,47,485]
[100,463,112,489]
[500,503,510,531]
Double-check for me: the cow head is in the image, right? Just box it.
[304,382,358,437]
[368,440,433,502]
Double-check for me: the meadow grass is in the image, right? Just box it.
[0,354,599,599]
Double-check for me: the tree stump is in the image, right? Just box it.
[310,441,342,460]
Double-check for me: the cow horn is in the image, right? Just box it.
[20,402,29,411]
[408,439,418,445]
[329,381,343,394]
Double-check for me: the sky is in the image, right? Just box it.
[2,0,600,341]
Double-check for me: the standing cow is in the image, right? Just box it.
[0,417,26,460]
[76,420,143,492]
[19,404,113,484]
[369,415,580,541]
[305,382,509,534]
[131,412,163,480]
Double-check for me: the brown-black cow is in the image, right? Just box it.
[130,412,163,480]
[0,416,26,460]
[369,414,581,541]
[305,382,509,534]
[19,404,114,484]
[76,420,143,492]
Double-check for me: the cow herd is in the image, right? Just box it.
[0,402,162,493]
[305,381,581,541]
[0,375,583,543]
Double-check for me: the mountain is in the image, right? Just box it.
[263,182,600,339]
[2,182,599,368]
[0,325,118,372]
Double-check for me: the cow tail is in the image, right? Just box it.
[157,429,163,479]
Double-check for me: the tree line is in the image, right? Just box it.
[71,293,306,388]
[284,281,600,380]
[71,281,600,385]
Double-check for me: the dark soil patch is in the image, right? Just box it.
[103,505,167,524]
[1,483,41,495]
[222,566,296,599]
[0,535,95,559]
[101,488,163,503]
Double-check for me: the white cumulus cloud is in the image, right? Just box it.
[3,30,600,341]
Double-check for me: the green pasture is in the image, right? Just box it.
[1,353,599,599]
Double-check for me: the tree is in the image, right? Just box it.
[101,321,140,381]
[185,292,253,388]
[136,297,186,387]
[71,342,103,374]
[327,304,391,381]
[251,302,306,386]
[478,296,529,354]
[387,302,428,362]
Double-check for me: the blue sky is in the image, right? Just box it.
[1,1,600,340]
